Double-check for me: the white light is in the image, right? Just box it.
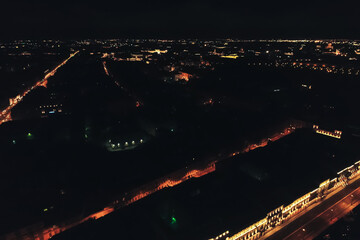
[132,141,135,145]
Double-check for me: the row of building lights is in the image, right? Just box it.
[209,230,230,240]
[39,104,62,108]
[109,139,144,148]
[248,61,360,76]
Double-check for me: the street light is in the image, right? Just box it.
[302,228,306,240]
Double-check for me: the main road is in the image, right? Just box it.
[262,176,360,240]
[0,51,79,125]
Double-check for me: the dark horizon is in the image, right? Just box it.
[2,0,360,40]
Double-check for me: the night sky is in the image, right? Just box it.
[2,0,360,39]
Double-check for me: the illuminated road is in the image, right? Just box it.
[262,176,360,240]
[0,51,79,125]
[102,61,110,76]
[101,60,143,107]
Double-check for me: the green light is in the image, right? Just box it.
[171,217,177,224]
[27,133,32,137]
[43,208,48,212]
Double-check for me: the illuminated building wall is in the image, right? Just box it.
[241,122,303,154]
[0,162,215,240]
[0,120,305,240]
[226,160,360,240]
[117,162,216,206]
[313,125,342,139]
[0,207,115,240]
